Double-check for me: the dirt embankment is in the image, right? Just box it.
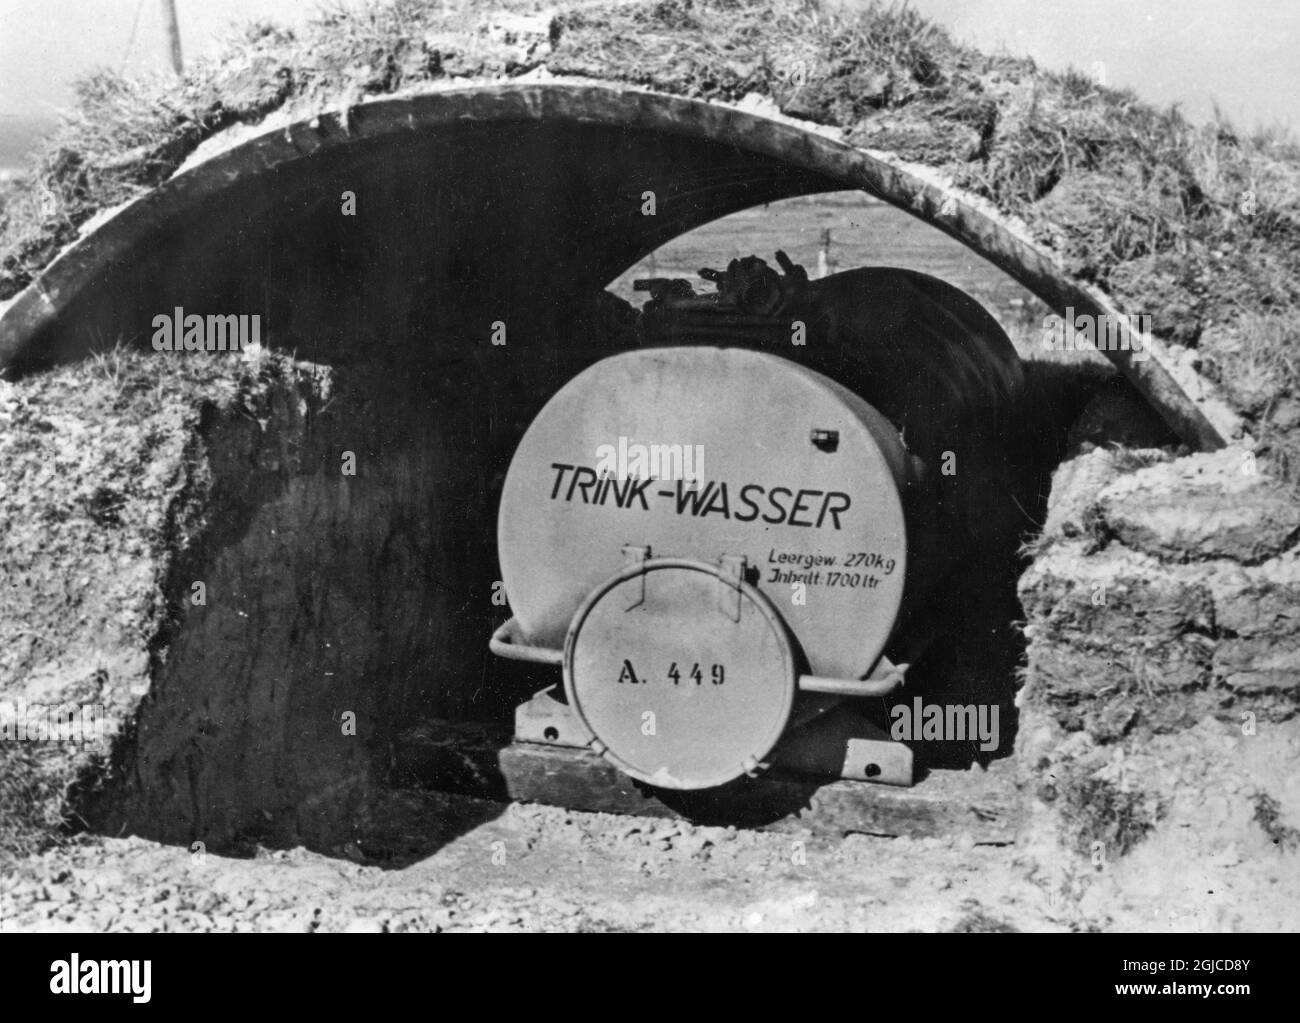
[1012,445,1300,929]
[1,343,510,861]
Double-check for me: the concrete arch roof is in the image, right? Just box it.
[0,81,1237,448]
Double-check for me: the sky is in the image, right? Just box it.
[907,0,1300,132]
[1,1,1297,144]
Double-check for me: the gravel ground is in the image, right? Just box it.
[6,745,1296,935]
[3,794,1064,933]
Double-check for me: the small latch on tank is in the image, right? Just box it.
[810,428,839,452]
[717,554,747,623]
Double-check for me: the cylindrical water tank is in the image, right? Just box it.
[497,346,947,787]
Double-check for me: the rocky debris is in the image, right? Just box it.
[0,799,1060,933]
[6,779,1294,932]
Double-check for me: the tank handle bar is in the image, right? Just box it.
[489,617,565,667]
[488,617,906,696]
[797,664,907,699]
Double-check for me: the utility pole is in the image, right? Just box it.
[160,0,183,74]
[817,227,836,279]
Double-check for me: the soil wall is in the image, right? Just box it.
[1014,445,1300,926]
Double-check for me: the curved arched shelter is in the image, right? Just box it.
[0,83,1234,448]
[0,79,1240,849]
